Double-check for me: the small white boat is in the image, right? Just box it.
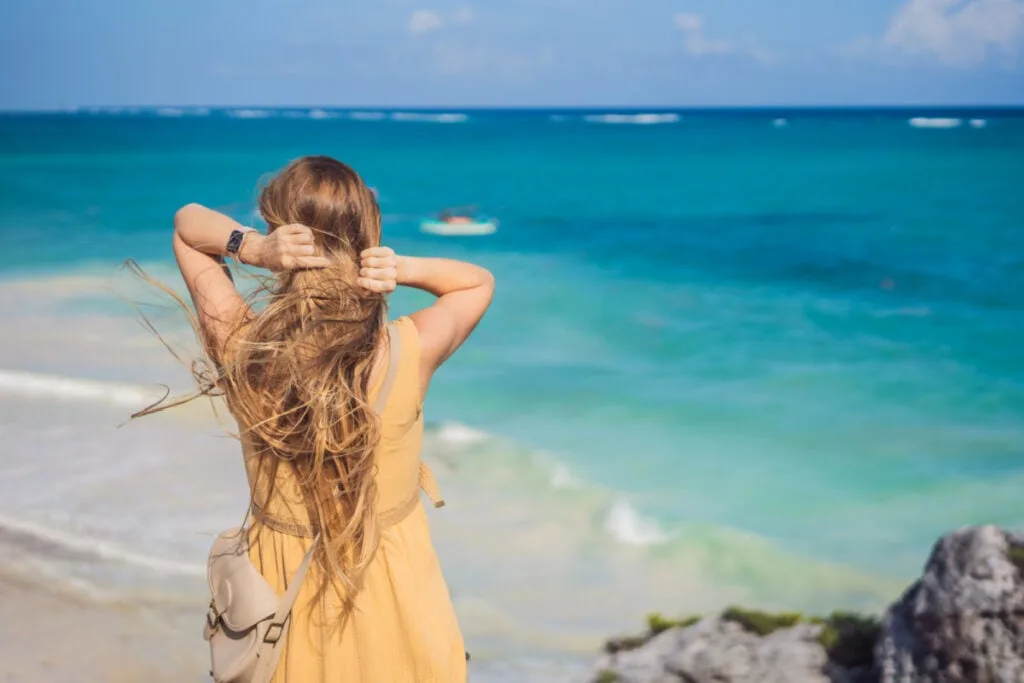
[420,218,498,236]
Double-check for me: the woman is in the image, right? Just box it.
[170,155,494,682]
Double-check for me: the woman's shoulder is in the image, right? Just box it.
[390,315,420,340]
[388,316,421,364]
[378,317,423,419]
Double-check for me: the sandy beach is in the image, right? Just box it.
[0,575,206,683]
[0,573,593,683]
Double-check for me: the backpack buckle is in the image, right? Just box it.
[264,621,286,644]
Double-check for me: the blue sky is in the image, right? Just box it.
[2,0,1022,108]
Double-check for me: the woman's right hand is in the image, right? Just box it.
[357,246,399,293]
[243,224,331,271]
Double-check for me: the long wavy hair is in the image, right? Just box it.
[136,155,387,607]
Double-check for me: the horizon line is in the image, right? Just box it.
[3,103,1024,114]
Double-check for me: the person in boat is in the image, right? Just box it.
[438,209,473,224]
[153,155,494,682]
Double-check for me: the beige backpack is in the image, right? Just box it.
[202,324,401,683]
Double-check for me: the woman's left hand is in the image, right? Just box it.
[358,246,399,293]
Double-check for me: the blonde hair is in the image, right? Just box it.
[137,156,387,608]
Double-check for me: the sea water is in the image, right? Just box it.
[1,108,1022,679]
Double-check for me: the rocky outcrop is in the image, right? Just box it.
[590,616,836,683]
[586,525,1024,683]
[876,525,1024,683]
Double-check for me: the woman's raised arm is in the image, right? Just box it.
[172,203,327,356]
[357,247,494,396]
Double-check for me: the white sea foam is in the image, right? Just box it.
[389,112,468,124]
[909,117,962,129]
[549,463,580,489]
[154,107,209,118]
[0,369,159,407]
[583,113,680,125]
[0,513,205,577]
[436,420,490,445]
[969,118,987,128]
[348,111,388,121]
[282,108,335,120]
[603,499,669,545]
[226,108,274,119]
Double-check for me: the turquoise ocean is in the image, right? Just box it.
[0,108,1022,680]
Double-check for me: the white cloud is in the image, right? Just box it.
[673,13,734,55]
[673,13,703,34]
[409,8,474,35]
[882,0,1024,66]
[409,10,443,35]
[672,13,774,62]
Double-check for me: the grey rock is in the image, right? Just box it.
[587,617,832,683]
[876,525,1024,683]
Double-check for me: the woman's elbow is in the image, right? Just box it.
[173,203,205,231]
[478,268,496,304]
[478,267,495,291]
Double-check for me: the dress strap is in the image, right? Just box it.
[419,462,445,508]
[377,319,444,509]
[372,322,401,414]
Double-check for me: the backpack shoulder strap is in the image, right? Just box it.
[373,322,401,415]
[251,534,319,683]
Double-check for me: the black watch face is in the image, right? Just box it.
[226,230,245,254]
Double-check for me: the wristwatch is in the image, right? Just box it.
[226,227,255,259]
